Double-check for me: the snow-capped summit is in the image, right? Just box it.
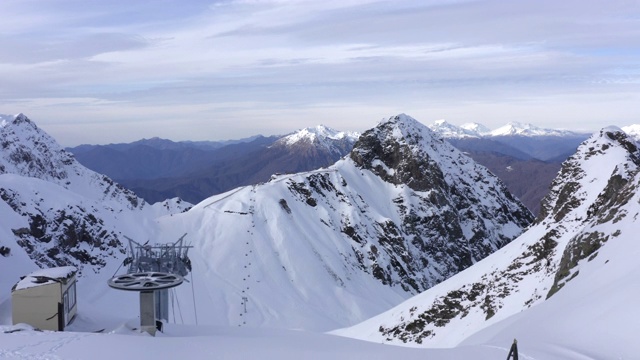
[145,113,533,331]
[489,121,579,137]
[351,113,533,264]
[0,113,141,207]
[460,122,491,135]
[428,119,480,138]
[336,126,640,353]
[274,124,359,156]
[281,124,355,144]
[426,118,586,140]
[0,114,190,279]
[621,124,640,143]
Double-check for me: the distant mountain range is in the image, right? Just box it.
[429,119,586,139]
[64,119,589,215]
[66,126,358,205]
[427,120,590,215]
[3,113,640,358]
[1,113,531,331]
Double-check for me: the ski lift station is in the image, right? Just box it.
[108,234,192,336]
[11,266,78,331]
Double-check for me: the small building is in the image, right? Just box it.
[11,266,78,331]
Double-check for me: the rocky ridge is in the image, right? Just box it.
[0,114,190,274]
[337,126,640,346]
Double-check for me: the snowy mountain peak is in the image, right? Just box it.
[142,113,533,330]
[490,121,539,136]
[279,124,358,146]
[338,125,640,349]
[273,124,359,158]
[0,114,192,278]
[427,119,585,140]
[0,113,78,183]
[428,119,480,138]
[460,122,490,135]
[13,112,29,123]
[621,124,640,142]
[489,121,580,137]
[0,114,139,205]
[539,126,640,222]
[352,114,481,191]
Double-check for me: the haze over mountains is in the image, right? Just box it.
[68,126,358,205]
[67,118,589,216]
[2,112,640,358]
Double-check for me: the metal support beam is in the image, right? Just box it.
[140,291,156,336]
[156,289,169,321]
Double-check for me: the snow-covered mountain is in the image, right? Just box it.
[3,114,639,359]
[68,125,358,205]
[143,114,533,331]
[0,114,191,289]
[429,119,589,162]
[335,126,640,355]
[459,122,491,135]
[429,120,583,139]
[489,121,581,137]
[621,124,640,142]
[275,124,359,155]
[429,119,591,215]
[428,120,480,138]
[2,113,531,331]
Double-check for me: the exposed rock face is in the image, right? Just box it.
[344,126,640,346]
[429,119,589,216]
[543,127,640,298]
[1,112,533,331]
[1,114,142,208]
[146,114,534,330]
[348,115,533,289]
[0,114,191,273]
[3,186,125,269]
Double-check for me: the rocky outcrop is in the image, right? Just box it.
[0,114,189,274]
[345,126,640,346]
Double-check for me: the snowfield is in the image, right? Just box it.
[1,323,512,360]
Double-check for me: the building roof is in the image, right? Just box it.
[13,266,77,291]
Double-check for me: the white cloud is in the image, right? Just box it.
[1,0,640,144]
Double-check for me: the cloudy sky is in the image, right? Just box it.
[1,0,639,145]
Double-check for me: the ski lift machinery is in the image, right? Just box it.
[108,233,193,335]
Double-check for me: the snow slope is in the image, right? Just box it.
[0,114,191,324]
[142,114,532,331]
[1,114,637,359]
[0,323,513,360]
[335,126,640,359]
[622,123,640,142]
[1,113,531,335]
